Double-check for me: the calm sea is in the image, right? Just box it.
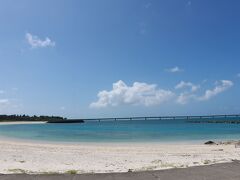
[0,119,240,143]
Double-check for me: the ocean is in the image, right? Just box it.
[0,119,240,143]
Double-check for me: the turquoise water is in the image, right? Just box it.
[0,120,240,143]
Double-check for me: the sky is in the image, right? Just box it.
[0,0,240,118]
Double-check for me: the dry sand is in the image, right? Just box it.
[0,121,46,125]
[0,139,239,174]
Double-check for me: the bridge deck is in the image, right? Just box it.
[70,114,240,122]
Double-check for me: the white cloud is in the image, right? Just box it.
[90,80,174,108]
[175,81,199,92]
[176,93,196,105]
[0,90,4,94]
[166,66,184,73]
[176,80,233,105]
[90,79,234,108]
[175,81,199,104]
[237,73,240,78]
[198,80,233,101]
[26,33,55,48]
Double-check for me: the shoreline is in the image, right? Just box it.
[0,121,47,125]
[0,135,206,148]
[1,133,239,147]
[0,121,239,174]
[0,132,239,146]
[0,135,239,149]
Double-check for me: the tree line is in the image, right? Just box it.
[0,114,66,122]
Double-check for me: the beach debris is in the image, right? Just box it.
[128,169,133,172]
[218,140,240,146]
[235,142,240,148]
[203,160,211,165]
[204,141,216,145]
[212,149,224,152]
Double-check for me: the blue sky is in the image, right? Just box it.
[0,0,239,118]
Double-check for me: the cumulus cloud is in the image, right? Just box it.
[90,80,174,108]
[166,66,184,73]
[175,81,200,92]
[90,79,234,108]
[198,80,233,101]
[176,93,196,105]
[175,81,199,104]
[26,33,55,48]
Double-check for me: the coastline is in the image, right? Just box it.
[0,121,47,125]
[0,121,239,174]
[0,133,208,146]
[0,137,239,174]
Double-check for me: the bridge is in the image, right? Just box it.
[70,114,240,122]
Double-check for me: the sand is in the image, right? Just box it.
[0,139,239,174]
[1,161,240,180]
[0,121,46,125]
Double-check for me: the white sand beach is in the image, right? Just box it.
[0,121,46,125]
[0,139,239,174]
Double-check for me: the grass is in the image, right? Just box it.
[203,160,211,165]
[151,159,162,164]
[8,169,27,173]
[65,170,78,174]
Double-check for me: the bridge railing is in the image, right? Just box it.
[74,114,240,122]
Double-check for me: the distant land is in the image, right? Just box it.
[1,114,240,124]
[0,114,66,122]
[0,114,64,122]
[0,115,85,123]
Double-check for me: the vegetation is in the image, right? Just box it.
[203,160,211,165]
[0,114,66,122]
[8,168,27,174]
[65,170,78,174]
[187,120,240,124]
